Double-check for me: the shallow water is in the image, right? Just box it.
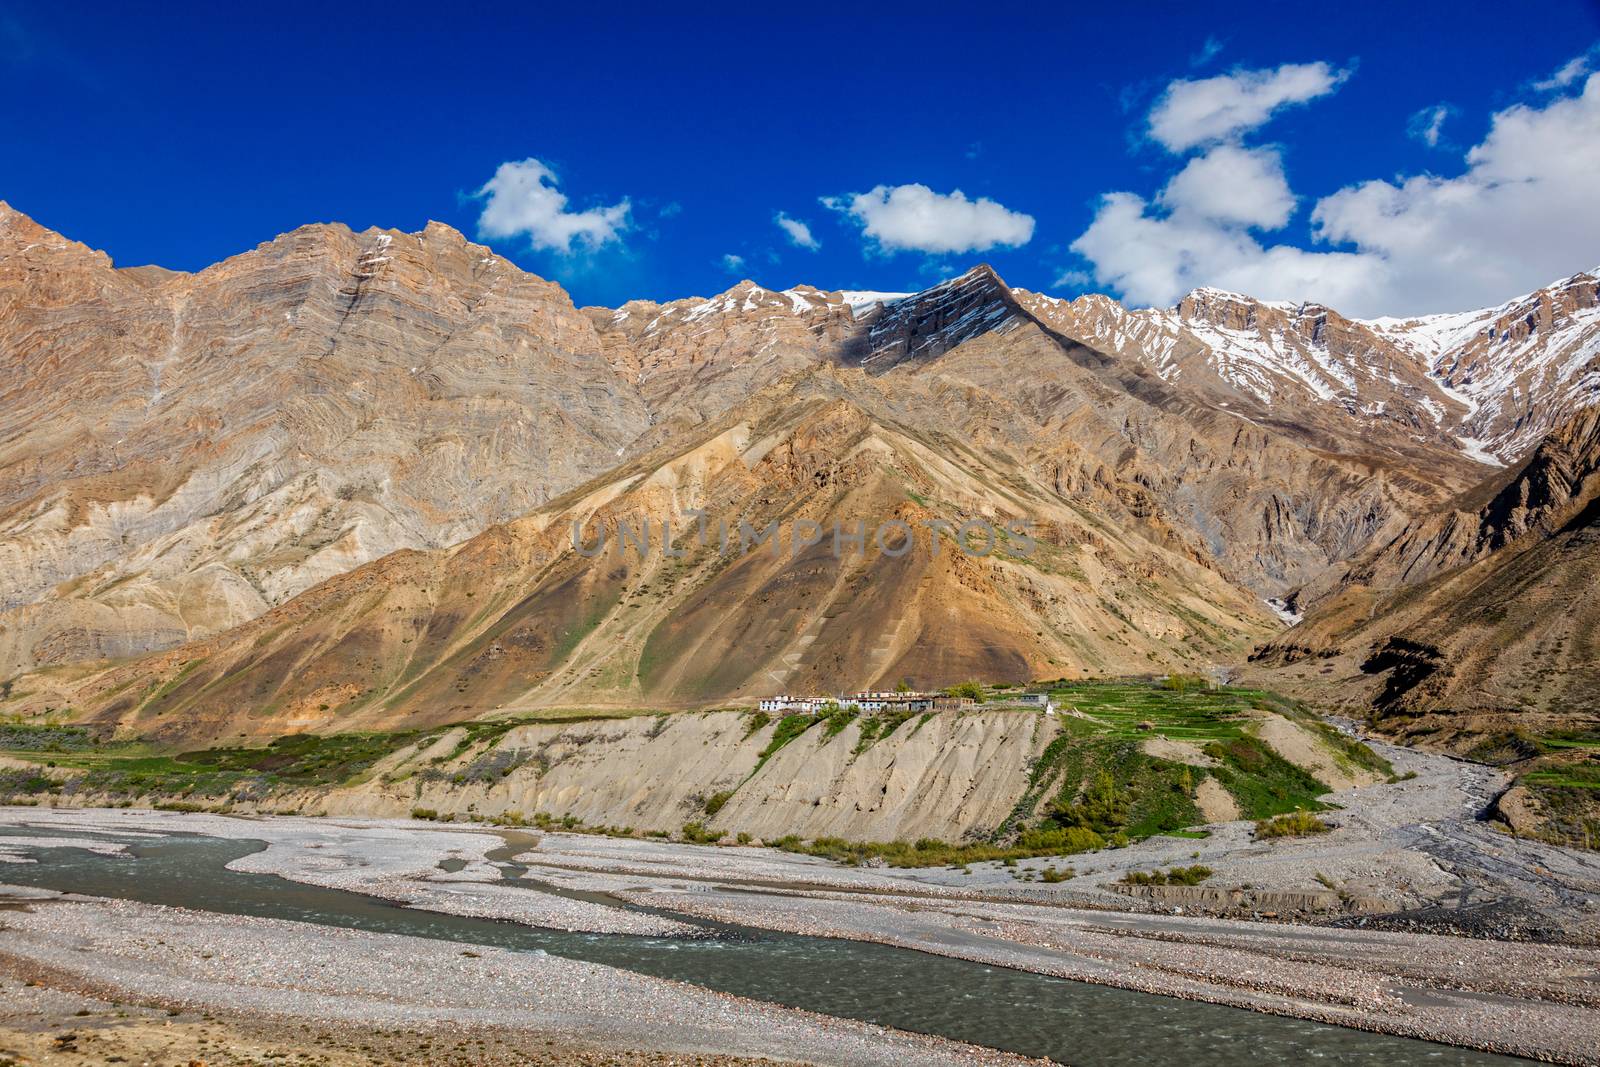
[0,826,1529,1066]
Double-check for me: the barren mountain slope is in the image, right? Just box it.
[581,281,856,443]
[870,272,1478,598]
[4,205,1591,737]
[1372,268,1600,461]
[10,367,1280,745]
[0,205,649,676]
[1250,406,1600,743]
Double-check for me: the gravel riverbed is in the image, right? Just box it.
[2,737,1599,1067]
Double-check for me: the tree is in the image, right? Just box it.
[942,681,987,703]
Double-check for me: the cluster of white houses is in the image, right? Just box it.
[757,690,1055,714]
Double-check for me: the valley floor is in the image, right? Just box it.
[1,733,1598,1065]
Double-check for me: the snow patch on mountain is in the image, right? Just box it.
[841,291,912,317]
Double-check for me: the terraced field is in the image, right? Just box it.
[1047,681,1261,742]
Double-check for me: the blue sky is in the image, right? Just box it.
[4,1,1598,314]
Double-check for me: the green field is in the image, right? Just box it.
[1047,680,1257,743]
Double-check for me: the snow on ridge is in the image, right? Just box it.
[1183,286,1301,313]
[841,290,912,318]
[783,288,815,313]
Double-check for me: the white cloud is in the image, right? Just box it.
[775,212,820,250]
[1190,36,1224,68]
[1069,144,1360,306]
[1312,71,1600,313]
[720,253,746,272]
[1070,189,1382,310]
[475,158,630,253]
[1069,57,1600,317]
[825,183,1035,255]
[1157,145,1294,229]
[1532,46,1597,91]
[1148,62,1349,152]
[1407,103,1453,148]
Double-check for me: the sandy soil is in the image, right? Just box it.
[0,973,799,1066]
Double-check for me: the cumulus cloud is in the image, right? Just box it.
[824,183,1035,255]
[1070,144,1355,306]
[1157,145,1295,229]
[775,212,820,250]
[1311,71,1600,312]
[1071,187,1382,311]
[1068,55,1600,317]
[721,253,746,272]
[1148,61,1349,151]
[475,158,630,253]
[1407,103,1454,147]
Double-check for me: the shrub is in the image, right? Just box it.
[1162,674,1210,693]
[1254,809,1332,839]
[1014,825,1103,852]
[1050,770,1125,834]
[703,790,734,817]
[680,821,719,844]
[1120,864,1212,886]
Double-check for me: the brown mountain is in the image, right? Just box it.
[32,370,1279,745]
[1,204,1593,745]
[1251,405,1600,743]
[0,203,648,678]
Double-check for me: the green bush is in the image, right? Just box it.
[1121,864,1212,886]
[1015,825,1104,852]
[942,681,987,703]
[1254,809,1332,839]
[1161,674,1210,693]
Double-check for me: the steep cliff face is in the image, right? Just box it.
[311,710,1059,845]
[1017,270,1600,473]
[894,278,1468,599]
[581,280,857,445]
[1374,268,1600,460]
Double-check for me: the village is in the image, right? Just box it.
[757,688,1057,714]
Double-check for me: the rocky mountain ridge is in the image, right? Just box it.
[1017,267,1600,471]
[1,203,1595,743]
